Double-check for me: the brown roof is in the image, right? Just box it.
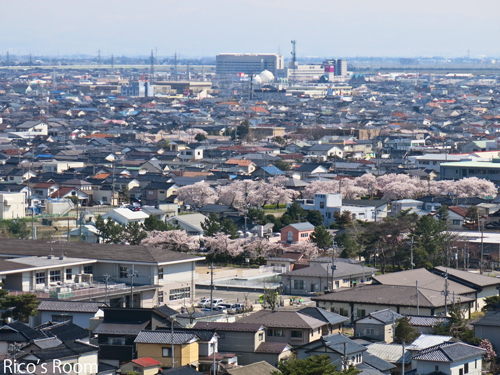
[236,310,325,329]
[448,206,467,217]
[255,342,290,354]
[227,361,280,375]
[225,159,254,167]
[433,266,500,288]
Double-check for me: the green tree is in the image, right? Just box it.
[271,136,286,145]
[144,215,179,231]
[247,208,266,225]
[431,303,480,345]
[307,210,324,227]
[394,317,419,344]
[68,195,79,205]
[221,218,239,239]
[1,293,40,322]
[335,232,359,258]
[195,133,207,142]
[310,226,333,250]
[436,205,449,229]
[237,120,250,139]
[274,354,360,375]
[466,206,479,225]
[331,211,354,230]
[4,220,31,239]
[410,215,448,268]
[274,159,291,171]
[482,296,500,312]
[262,287,279,311]
[123,222,147,245]
[285,202,306,222]
[95,215,124,244]
[201,213,221,237]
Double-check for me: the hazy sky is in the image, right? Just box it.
[1,0,500,59]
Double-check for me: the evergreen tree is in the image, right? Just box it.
[307,210,324,227]
[221,218,239,239]
[310,226,333,250]
[274,354,360,375]
[394,317,419,344]
[95,215,124,244]
[123,222,147,245]
[201,213,221,237]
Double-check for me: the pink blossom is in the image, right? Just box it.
[204,233,245,257]
[142,230,199,252]
[177,181,217,209]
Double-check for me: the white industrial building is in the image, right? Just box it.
[216,53,285,75]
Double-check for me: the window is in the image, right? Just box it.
[108,337,125,345]
[160,191,165,194]
[435,366,439,371]
[293,280,305,290]
[459,369,463,375]
[357,309,366,318]
[452,220,461,225]
[50,270,61,282]
[84,265,93,274]
[148,191,153,195]
[158,268,164,280]
[158,291,164,304]
[320,202,325,209]
[259,333,264,341]
[291,330,303,339]
[65,269,72,280]
[162,348,171,357]
[475,359,477,369]
[169,287,190,301]
[52,315,73,323]
[120,266,128,278]
[301,233,309,238]
[366,328,375,335]
[464,363,469,374]
[36,272,45,284]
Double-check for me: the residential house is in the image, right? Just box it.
[312,284,475,322]
[354,309,403,343]
[193,322,292,366]
[281,260,377,294]
[33,182,59,200]
[121,358,163,375]
[134,330,200,369]
[4,168,36,183]
[412,342,485,375]
[236,310,327,347]
[307,144,344,159]
[103,207,149,225]
[280,222,315,244]
[226,361,279,375]
[472,310,500,355]
[144,182,178,205]
[33,300,106,329]
[295,333,367,370]
[166,213,208,236]
[296,307,349,335]
[223,159,257,174]
[50,187,89,205]
[293,164,329,179]
[0,322,45,356]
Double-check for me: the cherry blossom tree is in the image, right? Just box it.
[354,173,377,190]
[303,178,367,200]
[177,181,217,209]
[243,239,283,258]
[217,180,260,207]
[376,174,428,200]
[452,177,497,198]
[258,176,298,207]
[479,339,496,363]
[142,230,199,252]
[204,233,245,257]
[288,241,319,259]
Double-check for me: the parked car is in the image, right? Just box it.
[198,298,211,308]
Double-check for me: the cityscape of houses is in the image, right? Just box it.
[0,49,499,375]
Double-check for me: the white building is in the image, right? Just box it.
[0,192,25,219]
[216,53,285,75]
[103,207,149,225]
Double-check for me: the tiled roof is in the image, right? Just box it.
[407,315,449,327]
[413,342,485,363]
[237,310,325,329]
[134,330,197,345]
[471,310,500,327]
[226,361,279,375]
[37,321,89,342]
[368,309,403,324]
[192,322,263,332]
[286,222,315,231]
[131,357,162,368]
[432,266,500,288]
[255,342,290,353]
[38,300,105,313]
[362,353,396,372]
[94,321,149,335]
[297,307,349,325]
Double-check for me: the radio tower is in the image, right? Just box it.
[97,49,101,67]
[150,49,155,83]
[290,40,297,86]
[6,51,9,67]
[111,54,114,70]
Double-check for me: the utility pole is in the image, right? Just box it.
[331,244,337,290]
[127,265,137,308]
[104,274,111,305]
[410,237,414,269]
[478,211,484,274]
[416,280,419,315]
[442,270,449,316]
[402,342,406,375]
[171,316,175,368]
[210,263,214,312]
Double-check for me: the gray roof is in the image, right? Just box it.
[0,239,203,265]
[37,300,106,313]
[237,310,325,329]
[227,361,279,375]
[362,353,397,372]
[432,266,500,288]
[366,309,403,324]
[135,330,198,345]
[283,262,377,279]
[407,315,449,327]
[471,310,500,327]
[297,307,349,325]
[255,342,291,354]
[162,365,204,375]
[372,268,476,296]
[286,222,315,231]
[192,322,264,332]
[413,342,485,363]
[312,284,474,308]
[301,333,367,356]
[94,321,149,335]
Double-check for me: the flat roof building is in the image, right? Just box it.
[216,53,284,75]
